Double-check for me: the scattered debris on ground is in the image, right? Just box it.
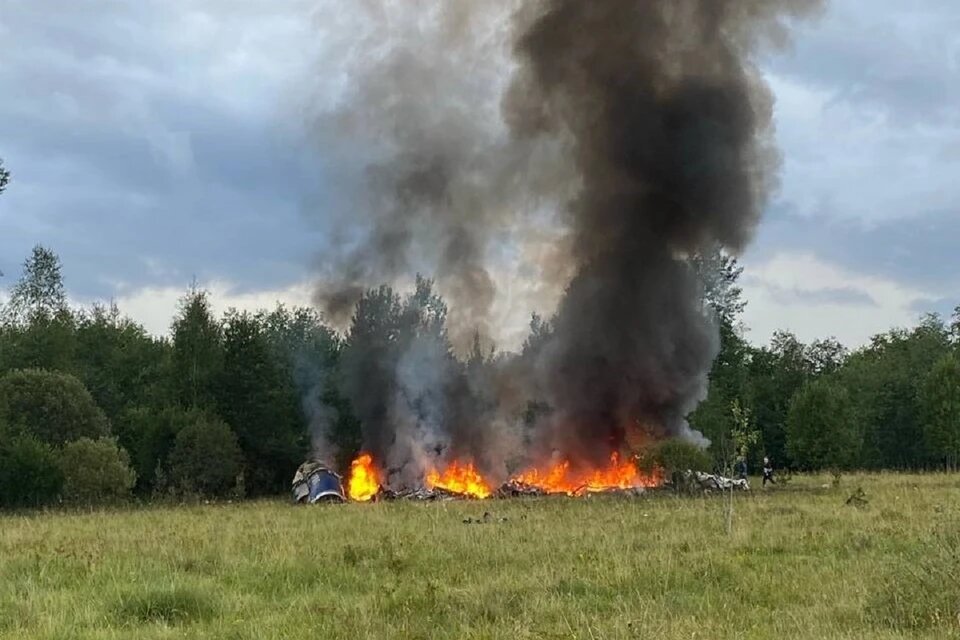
[378,486,468,501]
[462,512,508,524]
[845,487,868,508]
[672,470,750,494]
[583,486,646,498]
[291,466,743,504]
[495,480,548,498]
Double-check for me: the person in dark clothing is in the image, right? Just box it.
[735,456,748,481]
[762,457,775,487]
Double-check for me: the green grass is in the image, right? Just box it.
[2,473,960,639]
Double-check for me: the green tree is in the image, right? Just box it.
[521,312,553,358]
[260,304,352,468]
[3,245,69,325]
[171,287,222,409]
[0,435,63,508]
[688,318,751,451]
[919,354,960,469]
[692,247,746,325]
[840,317,951,469]
[786,379,860,471]
[806,338,849,375]
[688,249,752,457]
[58,437,137,505]
[0,246,76,372]
[641,439,712,475]
[0,369,109,445]
[0,158,9,195]
[168,415,243,497]
[730,399,760,461]
[217,310,304,495]
[340,285,403,459]
[747,331,812,467]
[114,406,203,495]
[950,306,960,345]
[74,304,172,421]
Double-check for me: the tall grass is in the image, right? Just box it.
[0,473,958,639]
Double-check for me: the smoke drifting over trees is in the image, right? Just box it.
[312,1,824,484]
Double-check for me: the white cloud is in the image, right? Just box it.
[105,280,315,337]
[741,252,936,347]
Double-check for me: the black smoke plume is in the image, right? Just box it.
[312,0,823,482]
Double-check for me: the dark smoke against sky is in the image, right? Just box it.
[310,0,824,479]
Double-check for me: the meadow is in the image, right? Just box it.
[1,473,959,639]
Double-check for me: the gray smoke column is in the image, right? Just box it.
[313,0,822,476]
[504,0,823,466]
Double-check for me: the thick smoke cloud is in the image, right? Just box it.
[507,0,823,464]
[313,0,822,482]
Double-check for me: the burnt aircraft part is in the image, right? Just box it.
[292,461,346,504]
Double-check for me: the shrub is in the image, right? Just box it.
[0,435,63,508]
[59,437,136,505]
[167,416,243,497]
[0,369,109,445]
[641,439,712,475]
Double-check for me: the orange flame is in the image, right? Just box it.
[426,460,492,499]
[347,453,382,502]
[512,452,662,495]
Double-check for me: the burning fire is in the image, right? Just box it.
[347,453,381,501]
[512,452,662,496]
[345,450,662,501]
[426,460,492,499]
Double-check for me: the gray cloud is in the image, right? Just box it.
[0,1,327,299]
[748,205,960,294]
[910,296,959,320]
[764,0,960,125]
[748,279,879,308]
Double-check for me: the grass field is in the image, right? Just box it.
[2,473,959,639]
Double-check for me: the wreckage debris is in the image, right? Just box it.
[462,512,508,524]
[845,487,868,508]
[378,486,473,501]
[495,480,548,498]
[582,486,647,498]
[671,470,751,494]
[463,512,507,524]
[294,455,734,504]
[291,460,346,503]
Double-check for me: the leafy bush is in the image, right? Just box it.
[640,439,712,475]
[0,369,109,445]
[0,435,63,508]
[59,437,136,505]
[167,415,243,497]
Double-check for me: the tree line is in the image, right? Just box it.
[0,242,957,508]
[690,253,960,474]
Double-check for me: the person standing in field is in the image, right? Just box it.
[762,457,775,487]
[735,456,748,481]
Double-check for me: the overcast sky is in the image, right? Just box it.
[0,1,957,348]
